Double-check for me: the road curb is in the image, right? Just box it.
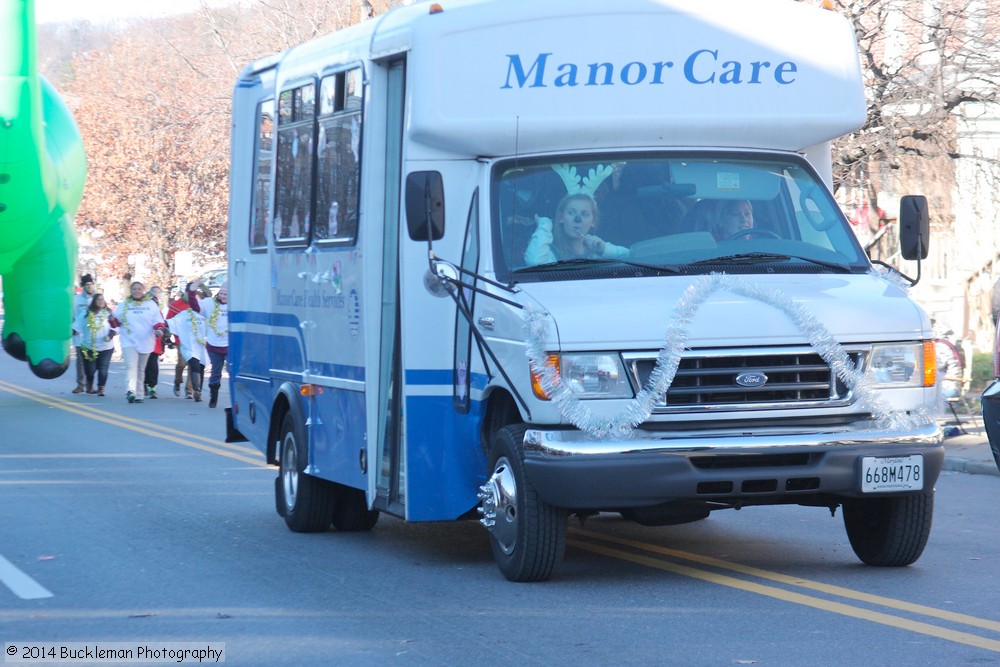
[942,456,999,477]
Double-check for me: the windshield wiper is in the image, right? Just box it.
[689,252,853,273]
[513,257,681,275]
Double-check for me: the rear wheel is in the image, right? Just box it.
[843,492,933,566]
[276,412,337,532]
[481,424,566,582]
[332,485,380,532]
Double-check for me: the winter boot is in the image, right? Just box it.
[209,385,219,408]
[97,386,105,397]
[86,381,96,394]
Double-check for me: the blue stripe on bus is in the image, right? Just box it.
[231,310,365,381]
[406,369,488,390]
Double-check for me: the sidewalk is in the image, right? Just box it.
[940,414,999,477]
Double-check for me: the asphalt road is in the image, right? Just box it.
[1,353,999,666]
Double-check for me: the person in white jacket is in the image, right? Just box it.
[110,281,166,404]
[72,293,117,396]
[168,282,210,402]
[188,279,228,408]
[523,193,628,267]
[70,274,98,393]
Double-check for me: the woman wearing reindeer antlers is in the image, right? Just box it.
[523,164,629,266]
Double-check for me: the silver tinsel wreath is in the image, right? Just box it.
[524,272,934,440]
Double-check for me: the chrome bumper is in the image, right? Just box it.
[522,421,944,509]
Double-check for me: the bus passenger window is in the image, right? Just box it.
[250,99,274,250]
[315,68,362,244]
[274,82,316,243]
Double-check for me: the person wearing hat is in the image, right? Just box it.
[70,274,98,394]
[188,279,228,408]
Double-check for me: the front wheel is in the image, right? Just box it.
[843,492,934,566]
[480,424,566,582]
[276,412,337,533]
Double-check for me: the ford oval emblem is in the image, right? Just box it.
[735,371,768,388]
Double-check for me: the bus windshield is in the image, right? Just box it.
[491,153,870,282]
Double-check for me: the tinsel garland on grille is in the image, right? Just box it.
[524,271,934,440]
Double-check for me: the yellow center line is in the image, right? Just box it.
[0,380,269,468]
[8,381,995,652]
[570,527,1000,634]
[567,538,1000,652]
[0,380,262,457]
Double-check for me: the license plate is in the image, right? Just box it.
[861,455,924,493]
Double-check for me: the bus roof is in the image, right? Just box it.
[256,0,867,157]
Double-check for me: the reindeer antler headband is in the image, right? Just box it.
[552,163,614,198]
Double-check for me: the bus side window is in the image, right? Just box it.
[274,82,315,244]
[250,99,274,250]
[315,67,362,244]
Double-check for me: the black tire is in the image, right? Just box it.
[483,424,566,582]
[276,412,337,533]
[332,485,380,532]
[843,492,934,566]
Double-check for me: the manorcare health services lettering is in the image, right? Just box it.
[501,51,797,88]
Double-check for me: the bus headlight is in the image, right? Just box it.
[531,353,633,399]
[866,342,935,388]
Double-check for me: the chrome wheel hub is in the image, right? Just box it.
[478,456,518,555]
[280,434,298,512]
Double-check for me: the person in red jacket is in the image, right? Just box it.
[167,283,212,398]
[167,288,192,398]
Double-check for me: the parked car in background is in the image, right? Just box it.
[169,268,227,300]
[199,268,227,291]
[981,316,1000,471]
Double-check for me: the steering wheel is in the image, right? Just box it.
[727,228,781,240]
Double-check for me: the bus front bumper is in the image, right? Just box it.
[521,421,944,510]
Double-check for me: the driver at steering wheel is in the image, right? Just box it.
[713,199,754,240]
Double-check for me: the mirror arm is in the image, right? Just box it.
[871,258,919,287]
[442,275,532,419]
[429,257,523,308]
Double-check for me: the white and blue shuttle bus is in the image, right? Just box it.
[227,0,945,581]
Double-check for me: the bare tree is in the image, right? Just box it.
[61,0,406,289]
[823,0,999,197]
[65,17,229,288]
[819,0,1000,346]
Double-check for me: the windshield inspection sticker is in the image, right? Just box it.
[717,172,741,190]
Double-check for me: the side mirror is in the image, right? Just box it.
[899,195,929,260]
[405,171,445,241]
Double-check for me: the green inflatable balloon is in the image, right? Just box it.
[0,0,86,379]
